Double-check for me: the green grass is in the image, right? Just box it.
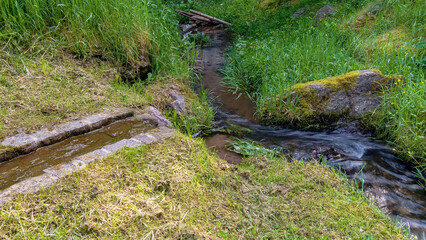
[0,0,191,78]
[195,0,425,168]
[0,0,217,141]
[0,134,407,239]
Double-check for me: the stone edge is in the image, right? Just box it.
[0,108,134,163]
[0,126,176,206]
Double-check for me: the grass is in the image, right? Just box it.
[0,134,407,239]
[0,0,190,79]
[0,0,216,141]
[194,0,425,168]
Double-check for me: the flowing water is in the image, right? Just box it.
[0,118,153,190]
[199,27,426,237]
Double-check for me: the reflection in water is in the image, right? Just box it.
[0,119,152,190]
[199,27,426,237]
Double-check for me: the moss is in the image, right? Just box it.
[259,0,282,9]
[293,71,360,93]
[285,71,361,123]
[287,0,300,6]
[363,27,413,59]
[0,145,22,162]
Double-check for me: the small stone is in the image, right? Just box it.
[293,8,305,19]
[169,92,186,115]
[314,5,334,20]
[148,107,171,127]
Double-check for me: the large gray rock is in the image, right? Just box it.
[283,69,399,125]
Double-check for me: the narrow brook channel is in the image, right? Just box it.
[198,27,426,237]
[0,118,153,191]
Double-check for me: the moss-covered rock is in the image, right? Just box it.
[279,69,399,127]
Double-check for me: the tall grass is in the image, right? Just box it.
[0,0,190,78]
[197,0,425,167]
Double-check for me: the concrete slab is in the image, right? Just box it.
[0,174,58,206]
[132,133,155,145]
[1,133,40,153]
[77,149,111,164]
[31,128,67,146]
[43,159,86,179]
[150,127,176,141]
[102,139,142,153]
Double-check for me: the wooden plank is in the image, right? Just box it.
[175,9,211,24]
[189,9,231,26]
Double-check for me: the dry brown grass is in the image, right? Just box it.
[0,52,151,139]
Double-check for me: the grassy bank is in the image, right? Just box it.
[0,0,215,140]
[192,0,425,167]
[0,134,407,238]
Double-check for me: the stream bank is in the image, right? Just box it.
[198,27,426,237]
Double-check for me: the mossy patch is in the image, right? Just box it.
[363,27,413,58]
[0,145,22,162]
[259,0,282,9]
[344,1,383,30]
[287,71,361,123]
[293,70,360,92]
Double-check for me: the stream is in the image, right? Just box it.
[198,26,426,237]
[0,118,153,191]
